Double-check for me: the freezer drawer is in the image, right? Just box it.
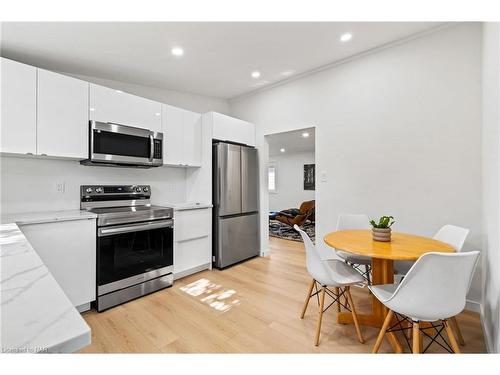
[215,213,259,268]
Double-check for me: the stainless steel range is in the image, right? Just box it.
[81,185,173,312]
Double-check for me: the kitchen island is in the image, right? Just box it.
[0,223,90,353]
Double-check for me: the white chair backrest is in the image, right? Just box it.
[433,224,469,252]
[336,214,370,231]
[294,225,332,285]
[387,251,480,321]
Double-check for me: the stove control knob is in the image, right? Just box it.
[135,187,142,193]
[85,187,93,194]
[143,186,149,193]
[95,187,104,193]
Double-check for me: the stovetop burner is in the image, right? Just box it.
[80,185,173,226]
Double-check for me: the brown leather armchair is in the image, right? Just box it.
[275,200,315,228]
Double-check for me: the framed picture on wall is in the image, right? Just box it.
[304,164,315,190]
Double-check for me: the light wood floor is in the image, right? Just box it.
[80,237,486,353]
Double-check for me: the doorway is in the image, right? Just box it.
[265,127,316,243]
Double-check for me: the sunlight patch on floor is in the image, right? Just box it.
[179,278,241,313]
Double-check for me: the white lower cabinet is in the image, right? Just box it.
[19,219,96,310]
[173,208,212,279]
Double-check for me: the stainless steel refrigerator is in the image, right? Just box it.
[213,142,259,268]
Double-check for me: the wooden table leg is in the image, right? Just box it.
[337,258,403,353]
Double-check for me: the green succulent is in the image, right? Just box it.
[369,216,395,229]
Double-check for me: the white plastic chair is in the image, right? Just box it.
[395,224,470,346]
[370,251,480,354]
[294,224,365,346]
[335,214,372,283]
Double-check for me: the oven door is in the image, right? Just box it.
[97,219,173,295]
[90,121,163,166]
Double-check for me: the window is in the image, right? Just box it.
[268,165,277,193]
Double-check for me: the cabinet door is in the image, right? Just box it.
[0,58,37,154]
[211,112,256,146]
[183,110,202,167]
[89,84,162,131]
[37,69,89,158]
[162,104,185,166]
[20,219,96,308]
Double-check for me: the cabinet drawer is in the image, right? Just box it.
[174,236,211,275]
[174,208,211,242]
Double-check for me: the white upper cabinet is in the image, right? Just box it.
[37,69,89,159]
[210,112,255,147]
[162,104,202,167]
[163,104,184,165]
[0,58,37,155]
[89,84,162,132]
[183,110,202,167]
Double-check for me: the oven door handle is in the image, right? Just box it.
[98,219,173,237]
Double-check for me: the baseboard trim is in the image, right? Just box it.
[76,302,91,313]
[465,299,481,313]
[174,263,211,280]
[480,304,494,353]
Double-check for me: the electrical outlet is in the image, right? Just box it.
[56,181,66,194]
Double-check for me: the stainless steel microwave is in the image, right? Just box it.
[81,121,163,168]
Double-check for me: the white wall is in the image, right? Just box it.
[230,23,482,306]
[481,22,500,353]
[0,156,187,215]
[269,151,315,212]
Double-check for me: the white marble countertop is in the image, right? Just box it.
[1,209,97,225]
[161,202,213,211]
[0,223,90,353]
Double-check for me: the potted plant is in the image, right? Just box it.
[369,216,395,242]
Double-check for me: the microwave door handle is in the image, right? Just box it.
[149,134,154,162]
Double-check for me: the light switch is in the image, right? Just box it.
[320,171,327,182]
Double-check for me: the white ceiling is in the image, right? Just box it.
[0,22,442,99]
[267,127,315,157]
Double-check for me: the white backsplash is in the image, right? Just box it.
[0,155,187,215]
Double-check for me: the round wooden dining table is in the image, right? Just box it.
[324,229,455,352]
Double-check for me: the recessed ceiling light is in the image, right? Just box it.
[302,132,309,138]
[280,148,286,153]
[115,90,123,94]
[89,108,95,112]
[155,112,161,116]
[340,33,353,42]
[171,47,184,56]
[251,71,261,79]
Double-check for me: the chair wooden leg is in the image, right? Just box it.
[443,320,461,353]
[300,279,316,319]
[450,316,466,346]
[345,286,364,343]
[372,309,394,353]
[412,321,420,354]
[334,287,341,313]
[314,287,326,346]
